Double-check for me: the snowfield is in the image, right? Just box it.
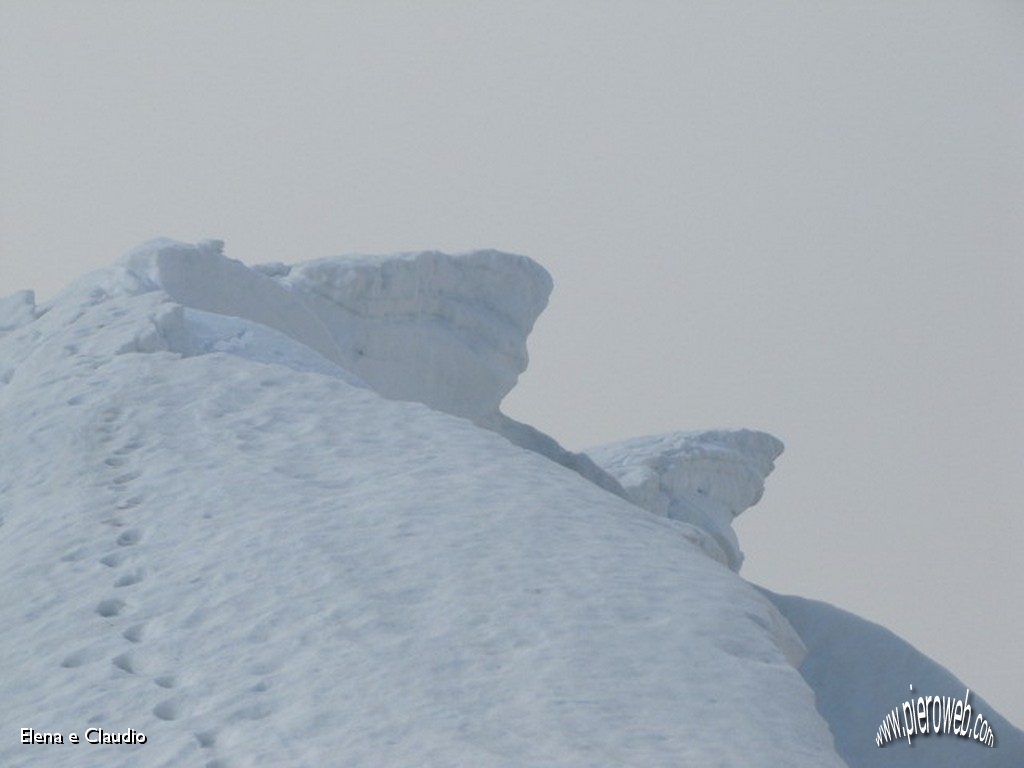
[1,240,1019,766]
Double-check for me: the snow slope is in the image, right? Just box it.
[0,239,1019,766]
[0,240,842,767]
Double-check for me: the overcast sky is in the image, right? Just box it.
[2,0,1022,727]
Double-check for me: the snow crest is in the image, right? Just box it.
[4,237,1020,766]
[114,240,619,489]
[113,238,551,420]
[278,249,552,420]
[587,430,785,571]
[0,243,849,766]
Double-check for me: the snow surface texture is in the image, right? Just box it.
[0,238,1018,766]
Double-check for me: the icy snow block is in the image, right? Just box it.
[586,430,784,571]
[117,240,551,422]
[118,238,344,366]
[282,250,553,420]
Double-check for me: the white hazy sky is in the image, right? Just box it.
[2,0,1022,727]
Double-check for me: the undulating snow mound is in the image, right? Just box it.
[586,430,785,571]
[765,590,1024,767]
[0,245,847,767]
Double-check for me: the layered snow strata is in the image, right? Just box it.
[277,250,552,420]
[111,239,552,422]
[586,430,784,571]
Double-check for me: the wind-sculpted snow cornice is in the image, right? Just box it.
[586,430,784,571]
[278,249,553,420]
[107,239,552,421]
[116,238,345,364]
[287,250,552,341]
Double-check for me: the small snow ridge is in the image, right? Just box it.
[586,430,784,571]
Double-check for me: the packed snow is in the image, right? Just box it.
[1,239,1019,766]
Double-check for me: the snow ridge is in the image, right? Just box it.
[2,238,1016,767]
[0,239,789,577]
[0,239,848,766]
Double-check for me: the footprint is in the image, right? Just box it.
[116,495,144,510]
[231,701,275,722]
[61,647,104,668]
[60,545,89,562]
[122,623,147,643]
[116,529,142,547]
[183,607,213,629]
[102,517,127,528]
[114,569,144,588]
[95,598,127,618]
[114,440,143,456]
[153,699,183,721]
[154,675,178,689]
[195,730,217,748]
[112,470,141,485]
[112,652,139,674]
[101,551,128,568]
